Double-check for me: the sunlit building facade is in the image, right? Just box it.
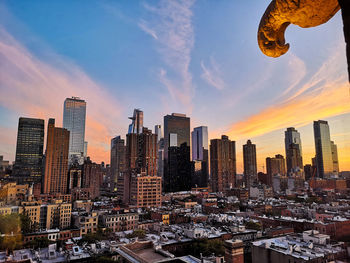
[313,120,334,178]
[285,127,303,174]
[210,135,236,192]
[63,97,86,164]
[243,140,257,187]
[43,119,70,194]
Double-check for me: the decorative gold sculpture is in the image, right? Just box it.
[258,0,340,57]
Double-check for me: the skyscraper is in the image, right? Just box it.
[118,110,161,207]
[163,113,191,192]
[128,109,143,134]
[286,144,303,175]
[243,140,257,187]
[154,125,163,142]
[43,119,70,194]
[191,126,209,187]
[331,141,339,174]
[284,127,303,174]
[313,120,334,178]
[154,125,164,178]
[110,136,126,192]
[13,117,44,182]
[266,154,286,178]
[210,135,236,192]
[163,113,190,160]
[63,97,86,164]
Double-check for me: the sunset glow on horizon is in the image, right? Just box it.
[0,0,349,173]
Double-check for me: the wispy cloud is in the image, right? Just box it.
[138,20,158,40]
[201,57,226,90]
[0,26,123,162]
[139,0,196,112]
[227,39,349,139]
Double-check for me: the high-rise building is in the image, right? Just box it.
[191,126,209,187]
[43,119,70,194]
[118,111,161,207]
[157,138,164,178]
[13,117,44,182]
[110,136,126,192]
[154,125,164,178]
[266,154,286,178]
[243,140,257,187]
[154,125,163,142]
[313,120,334,178]
[163,113,190,160]
[82,158,103,199]
[210,135,236,192]
[166,142,192,192]
[84,141,88,158]
[286,144,303,176]
[331,141,339,174]
[63,97,86,164]
[285,127,303,174]
[163,113,191,193]
[128,109,143,134]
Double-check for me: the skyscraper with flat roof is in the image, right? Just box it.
[191,126,209,187]
[285,127,303,174]
[210,135,236,192]
[331,141,339,174]
[63,97,86,164]
[266,154,286,178]
[13,117,44,182]
[43,119,70,194]
[164,113,190,161]
[110,136,126,192]
[243,140,257,187]
[163,113,191,192]
[313,120,334,178]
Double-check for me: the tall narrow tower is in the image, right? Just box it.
[43,119,70,194]
[63,97,86,164]
[243,140,257,187]
[313,120,334,178]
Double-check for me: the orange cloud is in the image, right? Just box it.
[0,26,123,163]
[225,38,350,172]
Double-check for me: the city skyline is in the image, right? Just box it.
[0,1,349,173]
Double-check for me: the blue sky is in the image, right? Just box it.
[0,0,349,172]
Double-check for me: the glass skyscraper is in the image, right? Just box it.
[128,109,143,134]
[192,126,208,161]
[191,126,209,188]
[13,117,44,182]
[163,113,191,192]
[163,113,190,160]
[63,97,86,164]
[313,120,334,178]
[284,127,303,174]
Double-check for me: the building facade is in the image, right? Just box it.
[13,117,44,182]
[285,143,303,176]
[43,119,70,194]
[266,154,286,178]
[210,135,236,192]
[163,113,191,193]
[313,120,334,178]
[191,126,209,188]
[110,136,126,192]
[63,97,86,164]
[243,140,257,187]
[284,127,303,175]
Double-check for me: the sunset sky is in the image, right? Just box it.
[0,0,349,173]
